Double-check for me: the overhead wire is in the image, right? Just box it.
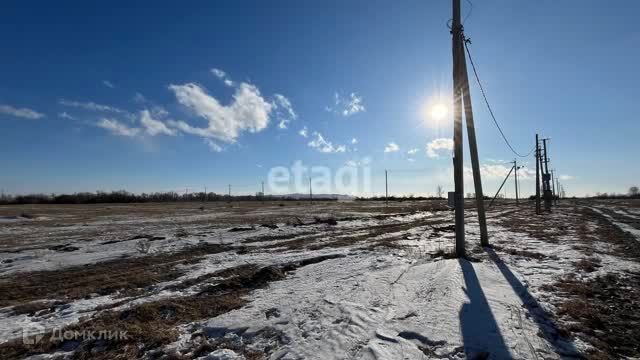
[463,36,535,158]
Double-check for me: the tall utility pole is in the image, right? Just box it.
[535,134,541,214]
[452,0,466,257]
[514,159,519,205]
[309,177,313,204]
[456,12,488,247]
[451,0,488,255]
[542,139,552,211]
[385,170,389,204]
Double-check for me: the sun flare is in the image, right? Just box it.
[430,102,448,121]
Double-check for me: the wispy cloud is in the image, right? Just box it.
[273,94,296,130]
[299,126,308,138]
[133,92,147,104]
[96,118,140,137]
[168,82,272,143]
[59,99,127,115]
[58,112,75,120]
[559,175,574,181]
[102,80,115,88]
[308,132,346,153]
[0,104,45,119]
[204,139,223,152]
[351,138,358,144]
[211,68,235,87]
[407,148,419,155]
[140,110,176,136]
[426,138,453,158]
[384,142,399,153]
[326,92,365,117]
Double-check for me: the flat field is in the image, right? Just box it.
[1,199,639,359]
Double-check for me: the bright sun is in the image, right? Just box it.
[430,103,448,120]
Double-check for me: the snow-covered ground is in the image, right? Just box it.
[1,200,639,359]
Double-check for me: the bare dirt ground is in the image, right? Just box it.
[0,199,639,359]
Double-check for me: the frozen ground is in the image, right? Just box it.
[1,199,639,359]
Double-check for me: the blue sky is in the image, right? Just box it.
[1,0,638,197]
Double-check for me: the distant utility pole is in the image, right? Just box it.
[261,181,265,202]
[535,134,541,214]
[228,184,231,202]
[309,177,313,204]
[514,159,519,205]
[550,170,556,204]
[542,138,552,211]
[451,0,488,254]
[489,163,515,208]
[385,170,388,204]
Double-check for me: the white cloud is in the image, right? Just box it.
[343,93,365,116]
[211,68,226,78]
[273,93,296,130]
[58,112,75,120]
[308,132,346,153]
[426,138,453,158]
[407,148,419,155]
[102,80,115,88]
[168,82,272,143]
[299,126,308,138]
[327,92,365,117]
[345,158,371,167]
[559,175,574,181]
[140,110,176,136]
[204,139,223,152]
[211,68,235,87]
[0,104,45,119]
[384,142,400,153]
[408,158,416,162]
[96,118,140,137]
[351,138,358,144]
[59,99,127,115]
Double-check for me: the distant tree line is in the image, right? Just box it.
[588,186,640,199]
[0,190,339,205]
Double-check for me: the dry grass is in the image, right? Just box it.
[0,243,230,307]
[543,272,640,358]
[2,254,346,359]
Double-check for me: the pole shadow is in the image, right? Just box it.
[458,258,511,359]
[485,247,579,358]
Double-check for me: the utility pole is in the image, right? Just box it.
[228,184,231,202]
[514,159,519,205]
[550,170,556,204]
[452,0,488,251]
[261,181,265,202]
[489,164,515,208]
[459,33,489,246]
[535,134,541,214]
[309,177,313,204]
[385,170,388,204]
[452,0,466,257]
[542,139,552,211]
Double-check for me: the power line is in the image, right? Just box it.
[463,37,535,158]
